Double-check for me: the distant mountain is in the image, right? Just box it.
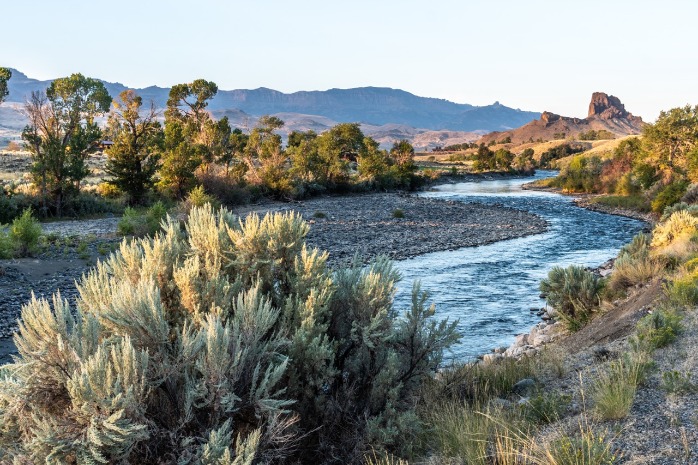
[1,69,542,151]
[5,69,539,133]
[478,92,645,145]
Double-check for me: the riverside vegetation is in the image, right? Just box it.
[0,68,435,225]
[1,201,697,464]
[0,67,540,226]
[4,67,698,463]
[536,104,698,217]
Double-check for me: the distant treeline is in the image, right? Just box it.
[0,69,427,221]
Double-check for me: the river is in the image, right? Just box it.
[392,170,646,361]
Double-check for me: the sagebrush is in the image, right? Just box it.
[0,205,457,464]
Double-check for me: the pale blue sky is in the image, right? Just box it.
[2,0,696,121]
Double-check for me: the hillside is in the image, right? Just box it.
[1,69,538,150]
[478,92,644,145]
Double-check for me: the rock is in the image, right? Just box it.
[512,378,536,396]
[490,398,513,409]
[482,353,502,364]
[588,92,629,119]
[514,333,529,347]
[533,334,552,346]
[540,111,561,125]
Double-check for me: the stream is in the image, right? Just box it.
[392,170,646,361]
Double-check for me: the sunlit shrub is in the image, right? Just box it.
[540,265,603,331]
[8,208,42,257]
[0,206,457,464]
[651,210,698,248]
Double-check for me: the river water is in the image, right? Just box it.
[392,171,646,361]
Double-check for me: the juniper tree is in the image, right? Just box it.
[0,206,457,464]
[105,90,163,205]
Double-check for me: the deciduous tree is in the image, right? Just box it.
[22,73,111,215]
[160,79,218,198]
[0,67,11,103]
[643,105,698,176]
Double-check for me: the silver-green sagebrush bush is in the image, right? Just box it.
[0,204,458,464]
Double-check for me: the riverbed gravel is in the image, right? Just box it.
[0,191,547,363]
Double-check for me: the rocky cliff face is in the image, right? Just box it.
[478,92,645,145]
[588,92,628,119]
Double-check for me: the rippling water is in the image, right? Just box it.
[392,171,646,361]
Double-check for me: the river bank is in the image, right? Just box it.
[521,181,656,224]
[0,191,548,363]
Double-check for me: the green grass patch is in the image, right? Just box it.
[591,195,651,212]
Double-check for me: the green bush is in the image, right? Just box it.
[0,228,12,259]
[591,195,651,212]
[665,275,698,307]
[392,208,405,219]
[651,180,689,214]
[0,205,457,464]
[520,389,570,425]
[184,185,220,211]
[540,265,603,331]
[661,370,697,394]
[9,208,42,257]
[117,201,168,237]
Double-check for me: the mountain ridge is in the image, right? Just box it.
[4,68,539,133]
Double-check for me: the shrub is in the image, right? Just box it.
[520,389,570,425]
[637,309,683,351]
[313,211,327,219]
[665,274,698,307]
[651,210,698,248]
[9,208,42,257]
[0,206,457,464]
[392,208,405,219]
[184,185,220,211]
[661,370,697,394]
[651,180,689,214]
[117,201,168,237]
[540,265,603,331]
[96,181,122,199]
[544,427,617,465]
[609,253,664,290]
[0,228,12,259]
[681,183,698,204]
[591,195,651,212]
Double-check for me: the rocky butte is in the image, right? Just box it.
[478,92,645,145]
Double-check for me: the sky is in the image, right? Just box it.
[2,0,697,122]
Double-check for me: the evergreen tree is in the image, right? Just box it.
[105,90,163,205]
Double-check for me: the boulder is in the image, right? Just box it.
[512,378,536,396]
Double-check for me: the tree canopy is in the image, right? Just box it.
[22,73,111,215]
[105,90,164,205]
[0,67,11,103]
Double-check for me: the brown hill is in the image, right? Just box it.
[478,92,644,145]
